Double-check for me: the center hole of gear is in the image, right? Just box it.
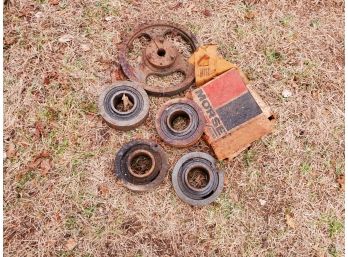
[113,93,134,112]
[187,167,210,189]
[169,111,190,132]
[130,153,153,175]
[157,48,166,56]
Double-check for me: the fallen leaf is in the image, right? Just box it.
[285,213,296,229]
[273,72,282,80]
[112,32,122,44]
[34,121,45,137]
[98,184,109,196]
[170,2,183,10]
[54,212,62,222]
[122,94,133,110]
[282,89,292,98]
[40,159,51,176]
[245,11,256,19]
[6,142,16,158]
[111,66,125,82]
[37,150,50,159]
[80,43,91,52]
[49,0,59,5]
[336,174,344,190]
[43,71,58,85]
[65,238,77,251]
[58,34,73,43]
[202,9,212,17]
[28,158,42,170]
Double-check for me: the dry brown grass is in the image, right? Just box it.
[3,0,344,256]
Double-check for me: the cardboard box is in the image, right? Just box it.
[191,69,275,160]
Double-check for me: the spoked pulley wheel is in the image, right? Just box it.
[119,21,199,97]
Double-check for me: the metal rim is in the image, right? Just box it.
[115,139,169,191]
[99,81,150,131]
[172,152,224,206]
[119,21,199,96]
[155,98,205,147]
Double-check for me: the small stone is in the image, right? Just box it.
[259,199,266,206]
[282,89,292,98]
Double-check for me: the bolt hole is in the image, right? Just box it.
[130,154,153,176]
[113,93,134,112]
[157,48,166,57]
[187,168,210,189]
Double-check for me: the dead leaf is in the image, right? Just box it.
[58,34,73,43]
[28,158,42,170]
[273,72,282,80]
[285,213,296,229]
[49,0,59,5]
[54,212,62,222]
[245,11,256,19]
[43,71,58,85]
[170,2,183,10]
[65,238,77,251]
[98,184,109,196]
[202,9,212,17]
[122,94,133,110]
[36,150,50,159]
[40,159,51,176]
[111,66,125,82]
[6,142,16,158]
[34,121,45,137]
[336,174,344,190]
[80,43,91,52]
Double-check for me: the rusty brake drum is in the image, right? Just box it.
[119,21,198,96]
[115,140,169,191]
[172,152,224,206]
[155,98,205,147]
[99,81,149,131]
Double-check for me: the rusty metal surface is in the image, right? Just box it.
[119,21,199,96]
[155,98,205,147]
[172,152,224,206]
[99,81,149,131]
[115,139,168,191]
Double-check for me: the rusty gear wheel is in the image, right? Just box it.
[119,21,198,96]
[155,98,205,147]
[99,81,149,131]
[115,140,169,191]
[172,152,224,206]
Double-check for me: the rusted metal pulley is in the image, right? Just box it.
[115,140,169,191]
[155,98,205,147]
[99,81,149,131]
[119,21,198,96]
[172,152,224,206]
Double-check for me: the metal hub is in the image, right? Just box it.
[172,152,224,206]
[115,140,169,191]
[155,98,205,147]
[99,81,150,131]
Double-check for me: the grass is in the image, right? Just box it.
[3,0,344,256]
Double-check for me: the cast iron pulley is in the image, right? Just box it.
[115,139,169,191]
[172,152,224,206]
[119,21,199,96]
[99,81,149,131]
[155,98,205,147]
